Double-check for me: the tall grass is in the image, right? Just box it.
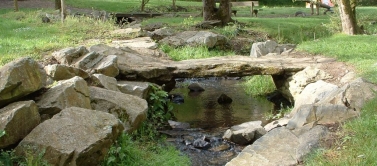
[242,75,276,96]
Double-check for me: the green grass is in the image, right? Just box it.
[298,34,377,83]
[242,75,276,96]
[103,133,190,166]
[0,9,117,66]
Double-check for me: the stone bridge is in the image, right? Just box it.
[111,45,335,90]
[89,44,337,92]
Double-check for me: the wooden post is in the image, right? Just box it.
[61,0,65,23]
[251,2,254,17]
[14,0,18,12]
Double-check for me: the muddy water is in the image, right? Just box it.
[170,77,274,129]
[166,77,276,166]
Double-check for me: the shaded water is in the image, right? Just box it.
[170,77,274,129]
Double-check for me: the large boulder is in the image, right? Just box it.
[15,107,124,166]
[89,86,148,132]
[0,57,46,108]
[147,27,176,41]
[91,54,119,77]
[319,78,377,111]
[286,104,358,130]
[117,81,152,99]
[226,126,328,166]
[73,51,104,70]
[0,101,40,149]
[290,80,338,115]
[90,74,120,92]
[44,64,89,81]
[250,40,296,58]
[37,76,92,117]
[52,46,88,65]
[279,66,332,102]
[223,121,266,145]
[160,31,228,48]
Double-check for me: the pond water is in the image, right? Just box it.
[170,77,274,129]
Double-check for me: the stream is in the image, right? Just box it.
[162,77,282,166]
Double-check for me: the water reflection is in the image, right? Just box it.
[170,77,274,129]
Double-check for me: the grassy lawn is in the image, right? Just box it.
[1,1,377,165]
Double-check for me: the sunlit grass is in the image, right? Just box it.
[160,44,234,61]
[242,75,276,96]
[0,9,117,66]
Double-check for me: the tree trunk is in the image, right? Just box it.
[203,0,216,21]
[141,0,149,12]
[61,0,65,23]
[172,0,176,11]
[14,0,18,12]
[218,0,232,24]
[202,0,232,25]
[55,0,61,10]
[337,0,361,34]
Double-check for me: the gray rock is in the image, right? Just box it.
[280,66,332,102]
[0,101,40,149]
[147,27,175,41]
[160,31,228,48]
[188,83,205,92]
[250,40,296,58]
[52,46,88,65]
[223,121,266,145]
[89,44,124,56]
[168,120,190,130]
[319,77,377,111]
[0,57,46,107]
[90,74,120,92]
[226,126,328,166]
[263,117,290,132]
[44,64,89,81]
[15,107,124,166]
[73,51,104,70]
[37,76,92,116]
[111,37,158,49]
[89,86,147,132]
[290,80,338,115]
[117,81,152,99]
[92,55,119,77]
[287,104,358,130]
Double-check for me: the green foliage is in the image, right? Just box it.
[264,105,292,120]
[214,22,241,39]
[103,133,190,166]
[242,75,276,96]
[0,149,49,166]
[0,130,5,138]
[182,15,199,29]
[102,85,190,166]
[304,96,377,165]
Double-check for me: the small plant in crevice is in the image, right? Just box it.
[264,104,292,121]
[132,84,174,141]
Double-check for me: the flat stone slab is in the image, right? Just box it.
[117,53,333,83]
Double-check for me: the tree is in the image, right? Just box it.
[140,0,150,12]
[337,0,361,34]
[61,0,65,23]
[14,0,18,12]
[202,0,233,25]
[172,0,177,11]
